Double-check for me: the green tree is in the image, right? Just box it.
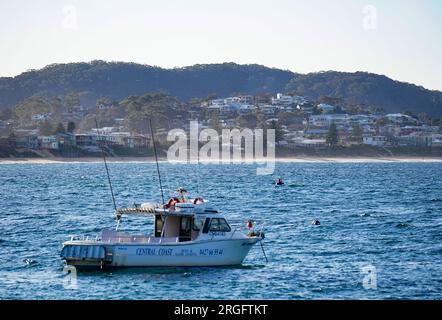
[268,120,284,143]
[67,121,76,133]
[418,112,430,125]
[318,95,343,106]
[65,92,81,109]
[351,124,363,142]
[277,111,304,126]
[312,106,322,115]
[0,108,13,120]
[38,121,54,136]
[15,96,52,121]
[326,122,338,146]
[53,122,66,134]
[236,114,258,128]
[209,111,222,132]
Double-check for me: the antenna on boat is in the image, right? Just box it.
[149,118,166,207]
[94,118,117,214]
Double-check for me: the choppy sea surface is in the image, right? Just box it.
[1,161,441,300]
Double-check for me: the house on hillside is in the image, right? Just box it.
[317,103,335,114]
[38,136,59,149]
[14,135,39,149]
[309,114,349,127]
[363,135,388,146]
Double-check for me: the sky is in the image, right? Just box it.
[0,0,441,90]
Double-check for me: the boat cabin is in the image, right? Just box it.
[107,200,232,244]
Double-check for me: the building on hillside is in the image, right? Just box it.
[75,134,97,147]
[271,94,307,106]
[31,113,52,121]
[14,135,39,149]
[124,135,150,149]
[238,104,256,115]
[57,132,76,147]
[384,113,418,125]
[239,95,254,104]
[304,128,329,138]
[292,137,327,148]
[317,103,335,114]
[432,134,442,147]
[91,127,119,135]
[308,114,349,127]
[38,136,59,149]
[363,135,388,146]
[396,133,432,147]
[260,104,276,116]
[97,103,116,110]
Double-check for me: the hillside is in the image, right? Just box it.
[285,71,442,116]
[1,62,442,116]
[0,61,294,108]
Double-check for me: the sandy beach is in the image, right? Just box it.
[1,156,442,164]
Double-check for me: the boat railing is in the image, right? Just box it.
[229,228,243,239]
[69,235,101,242]
[100,235,180,244]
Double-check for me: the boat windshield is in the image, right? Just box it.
[209,218,231,232]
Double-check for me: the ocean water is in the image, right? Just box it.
[1,161,442,300]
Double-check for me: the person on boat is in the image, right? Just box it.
[178,187,187,202]
[165,197,180,209]
[247,219,255,236]
[193,197,204,204]
[276,178,284,185]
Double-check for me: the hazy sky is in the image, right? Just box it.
[1,0,441,90]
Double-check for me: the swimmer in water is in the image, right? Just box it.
[312,219,321,226]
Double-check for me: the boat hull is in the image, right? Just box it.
[62,237,260,269]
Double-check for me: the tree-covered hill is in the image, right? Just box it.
[285,71,442,116]
[1,61,442,116]
[0,61,294,108]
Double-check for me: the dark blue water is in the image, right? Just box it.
[1,161,442,299]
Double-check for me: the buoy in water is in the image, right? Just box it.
[312,219,321,226]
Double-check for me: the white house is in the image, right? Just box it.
[432,134,442,148]
[309,114,349,127]
[260,104,277,116]
[293,137,326,148]
[224,97,241,104]
[91,127,118,134]
[385,113,417,125]
[239,95,253,104]
[238,105,256,114]
[220,103,240,113]
[271,93,291,106]
[38,136,59,149]
[32,113,52,121]
[317,103,335,113]
[211,99,225,106]
[363,136,388,146]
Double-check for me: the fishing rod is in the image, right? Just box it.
[149,118,166,207]
[260,240,268,263]
[94,118,118,218]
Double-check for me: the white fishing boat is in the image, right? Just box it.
[61,198,265,269]
[61,119,266,269]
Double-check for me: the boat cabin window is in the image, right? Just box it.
[179,216,192,242]
[192,218,205,231]
[202,218,210,234]
[209,218,231,232]
[155,215,164,237]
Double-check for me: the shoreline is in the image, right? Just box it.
[1,156,442,164]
